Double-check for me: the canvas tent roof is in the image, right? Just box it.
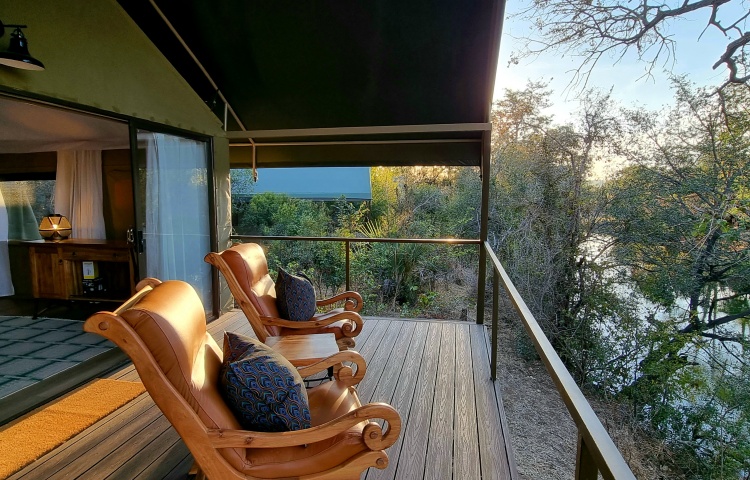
[119,0,506,168]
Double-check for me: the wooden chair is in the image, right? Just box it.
[205,243,364,349]
[84,278,400,480]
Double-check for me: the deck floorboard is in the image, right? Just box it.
[471,324,512,480]
[424,323,456,480]
[366,321,429,480]
[8,311,516,480]
[391,322,442,480]
[454,324,481,480]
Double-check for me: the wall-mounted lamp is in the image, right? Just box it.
[39,214,72,240]
[0,20,45,71]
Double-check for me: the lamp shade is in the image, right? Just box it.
[39,214,72,240]
[0,26,45,71]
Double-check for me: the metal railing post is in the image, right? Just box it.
[576,433,599,480]
[478,245,487,324]
[345,239,350,291]
[491,269,499,381]
[477,133,491,325]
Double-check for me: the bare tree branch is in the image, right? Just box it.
[514,0,749,91]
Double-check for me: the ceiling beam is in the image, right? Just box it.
[230,139,482,147]
[226,123,491,140]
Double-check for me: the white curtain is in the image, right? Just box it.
[144,133,211,308]
[55,150,106,239]
[0,189,14,297]
[0,183,44,240]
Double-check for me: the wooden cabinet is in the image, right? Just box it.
[27,239,136,302]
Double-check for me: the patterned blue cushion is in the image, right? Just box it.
[275,268,317,321]
[220,332,311,432]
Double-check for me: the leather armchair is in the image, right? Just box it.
[84,278,400,480]
[205,243,364,349]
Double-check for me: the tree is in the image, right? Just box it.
[607,81,749,374]
[490,83,627,385]
[512,0,749,90]
[603,82,750,477]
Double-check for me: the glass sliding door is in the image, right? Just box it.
[133,129,213,312]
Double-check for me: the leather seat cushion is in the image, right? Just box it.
[243,379,368,478]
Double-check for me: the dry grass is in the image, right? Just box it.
[495,322,682,480]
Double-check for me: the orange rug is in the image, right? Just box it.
[0,378,146,479]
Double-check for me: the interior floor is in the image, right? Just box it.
[0,296,118,320]
[0,313,116,400]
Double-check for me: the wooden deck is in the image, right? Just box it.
[9,312,517,480]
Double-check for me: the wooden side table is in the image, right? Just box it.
[264,333,340,367]
[24,239,136,318]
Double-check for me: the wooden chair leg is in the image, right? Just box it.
[188,461,206,480]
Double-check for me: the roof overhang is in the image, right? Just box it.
[227,123,490,168]
[119,0,506,168]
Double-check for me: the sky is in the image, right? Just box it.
[492,1,743,123]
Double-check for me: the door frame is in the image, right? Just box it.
[0,87,220,319]
[128,120,218,318]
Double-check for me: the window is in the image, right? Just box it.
[0,180,55,240]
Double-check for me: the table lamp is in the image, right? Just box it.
[39,214,72,240]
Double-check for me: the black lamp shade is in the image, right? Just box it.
[39,214,72,240]
[0,27,44,71]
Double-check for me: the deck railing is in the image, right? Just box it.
[230,235,481,292]
[228,234,636,480]
[483,241,636,480]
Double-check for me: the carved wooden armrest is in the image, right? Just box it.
[207,402,401,451]
[316,291,363,312]
[262,311,364,337]
[296,350,367,387]
[261,315,341,329]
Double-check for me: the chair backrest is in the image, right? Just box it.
[84,279,248,474]
[204,243,282,340]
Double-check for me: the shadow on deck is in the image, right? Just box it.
[8,311,518,480]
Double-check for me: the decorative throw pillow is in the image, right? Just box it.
[220,331,311,432]
[275,268,317,321]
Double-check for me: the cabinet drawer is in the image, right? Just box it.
[60,247,130,262]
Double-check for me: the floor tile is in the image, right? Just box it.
[37,318,79,330]
[1,328,41,341]
[0,342,47,356]
[66,333,111,345]
[60,321,86,331]
[31,330,82,343]
[0,317,45,328]
[29,343,86,360]
[0,378,37,398]
[0,358,49,376]
[66,346,111,362]
[27,361,78,380]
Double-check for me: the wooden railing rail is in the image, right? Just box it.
[483,241,636,480]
